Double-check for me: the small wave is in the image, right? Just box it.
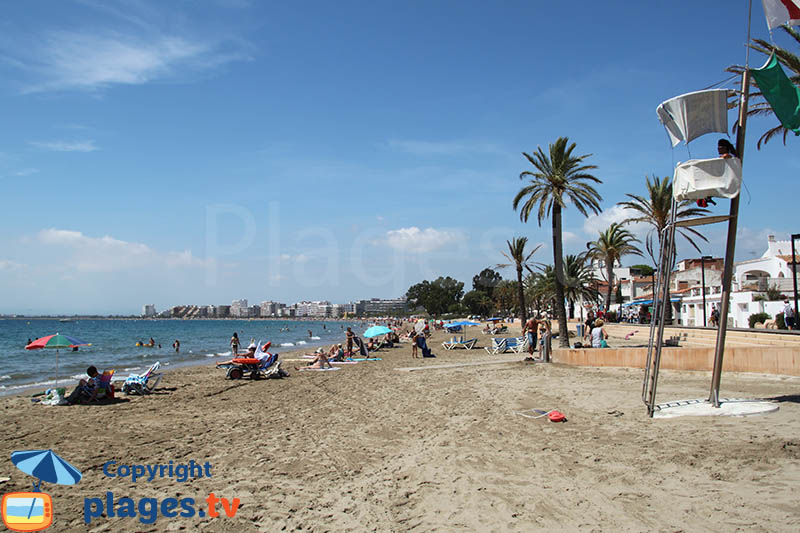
[0,375,10,382]
[280,342,294,347]
[70,373,87,380]
[205,353,216,357]
[310,336,321,340]
[218,351,232,357]
[297,341,307,345]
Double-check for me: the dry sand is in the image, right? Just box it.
[1,327,799,532]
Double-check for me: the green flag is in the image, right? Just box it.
[750,54,800,135]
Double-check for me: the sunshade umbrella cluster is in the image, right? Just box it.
[25,333,90,386]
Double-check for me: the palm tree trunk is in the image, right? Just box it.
[517,266,527,327]
[605,263,613,311]
[552,204,569,349]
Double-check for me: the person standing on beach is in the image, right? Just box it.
[345,327,355,355]
[411,331,419,358]
[230,332,240,356]
[524,316,538,355]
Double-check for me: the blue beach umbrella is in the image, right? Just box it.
[447,320,480,327]
[363,325,393,338]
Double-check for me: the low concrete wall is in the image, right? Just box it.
[552,346,800,376]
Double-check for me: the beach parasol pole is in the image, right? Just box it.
[709,0,753,408]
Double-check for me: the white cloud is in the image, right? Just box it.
[31,140,98,152]
[14,168,40,176]
[384,227,459,253]
[385,139,502,156]
[17,30,248,93]
[0,259,25,270]
[35,228,207,273]
[279,253,311,264]
[562,231,578,243]
[583,205,650,240]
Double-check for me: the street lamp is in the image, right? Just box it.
[701,255,713,327]
[792,234,799,331]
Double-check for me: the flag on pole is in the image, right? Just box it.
[762,0,800,30]
[750,53,800,134]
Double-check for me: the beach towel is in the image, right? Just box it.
[298,367,341,372]
[656,89,729,146]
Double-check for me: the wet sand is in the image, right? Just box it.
[1,327,798,531]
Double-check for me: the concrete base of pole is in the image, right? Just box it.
[652,398,778,419]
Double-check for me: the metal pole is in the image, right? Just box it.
[792,234,799,330]
[709,70,750,407]
[702,256,708,327]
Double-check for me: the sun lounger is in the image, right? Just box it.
[121,362,163,395]
[507,336,529,354]
[442,337,478,350]
[484,337,508,354]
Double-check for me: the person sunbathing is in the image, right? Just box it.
[297,347,333,369]
[216,342,257,367]
[328,343,344,362]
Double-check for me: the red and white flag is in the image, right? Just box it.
[762,0,800,30]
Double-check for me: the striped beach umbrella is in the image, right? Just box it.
[25,333,90,386]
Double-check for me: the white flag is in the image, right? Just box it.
[762,0,800,30]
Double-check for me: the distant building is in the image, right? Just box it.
[678,235,799,327]
[260,301,282,317]
[142,304,157,317]
[230,299,248,318]
[356,298,408,316]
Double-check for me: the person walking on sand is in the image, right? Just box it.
[345,327,355,355]
[411,331,419,358]
[230,332,240,356]
[784,299,796,330]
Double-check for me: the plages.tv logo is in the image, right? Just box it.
[2,449,82,532]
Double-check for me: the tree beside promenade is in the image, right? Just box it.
[513,137,603,347]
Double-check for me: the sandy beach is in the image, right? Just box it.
[2,326,799,532]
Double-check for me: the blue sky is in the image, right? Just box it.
[1,1,798,314]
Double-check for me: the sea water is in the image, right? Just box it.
[0,318,365,395]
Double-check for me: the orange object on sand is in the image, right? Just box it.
[548,410,566,422]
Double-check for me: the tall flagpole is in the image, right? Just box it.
[709,0,753,407]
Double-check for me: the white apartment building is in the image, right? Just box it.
[142,304,157,317]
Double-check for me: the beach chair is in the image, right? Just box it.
[484,337,507,354]
[510,336,529,353]
[94,369,115,400]
[218,353,286,379]
[442,336,477,350]
[122,362,163,395]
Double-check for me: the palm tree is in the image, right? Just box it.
[528,258,599,319]
[513,137,603,347]
[726,25,800,149]
[587,223,643,311]
[561,254,600,318]
[617,175,709,267]
[493,280,516,316]
[497,237,542,326]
